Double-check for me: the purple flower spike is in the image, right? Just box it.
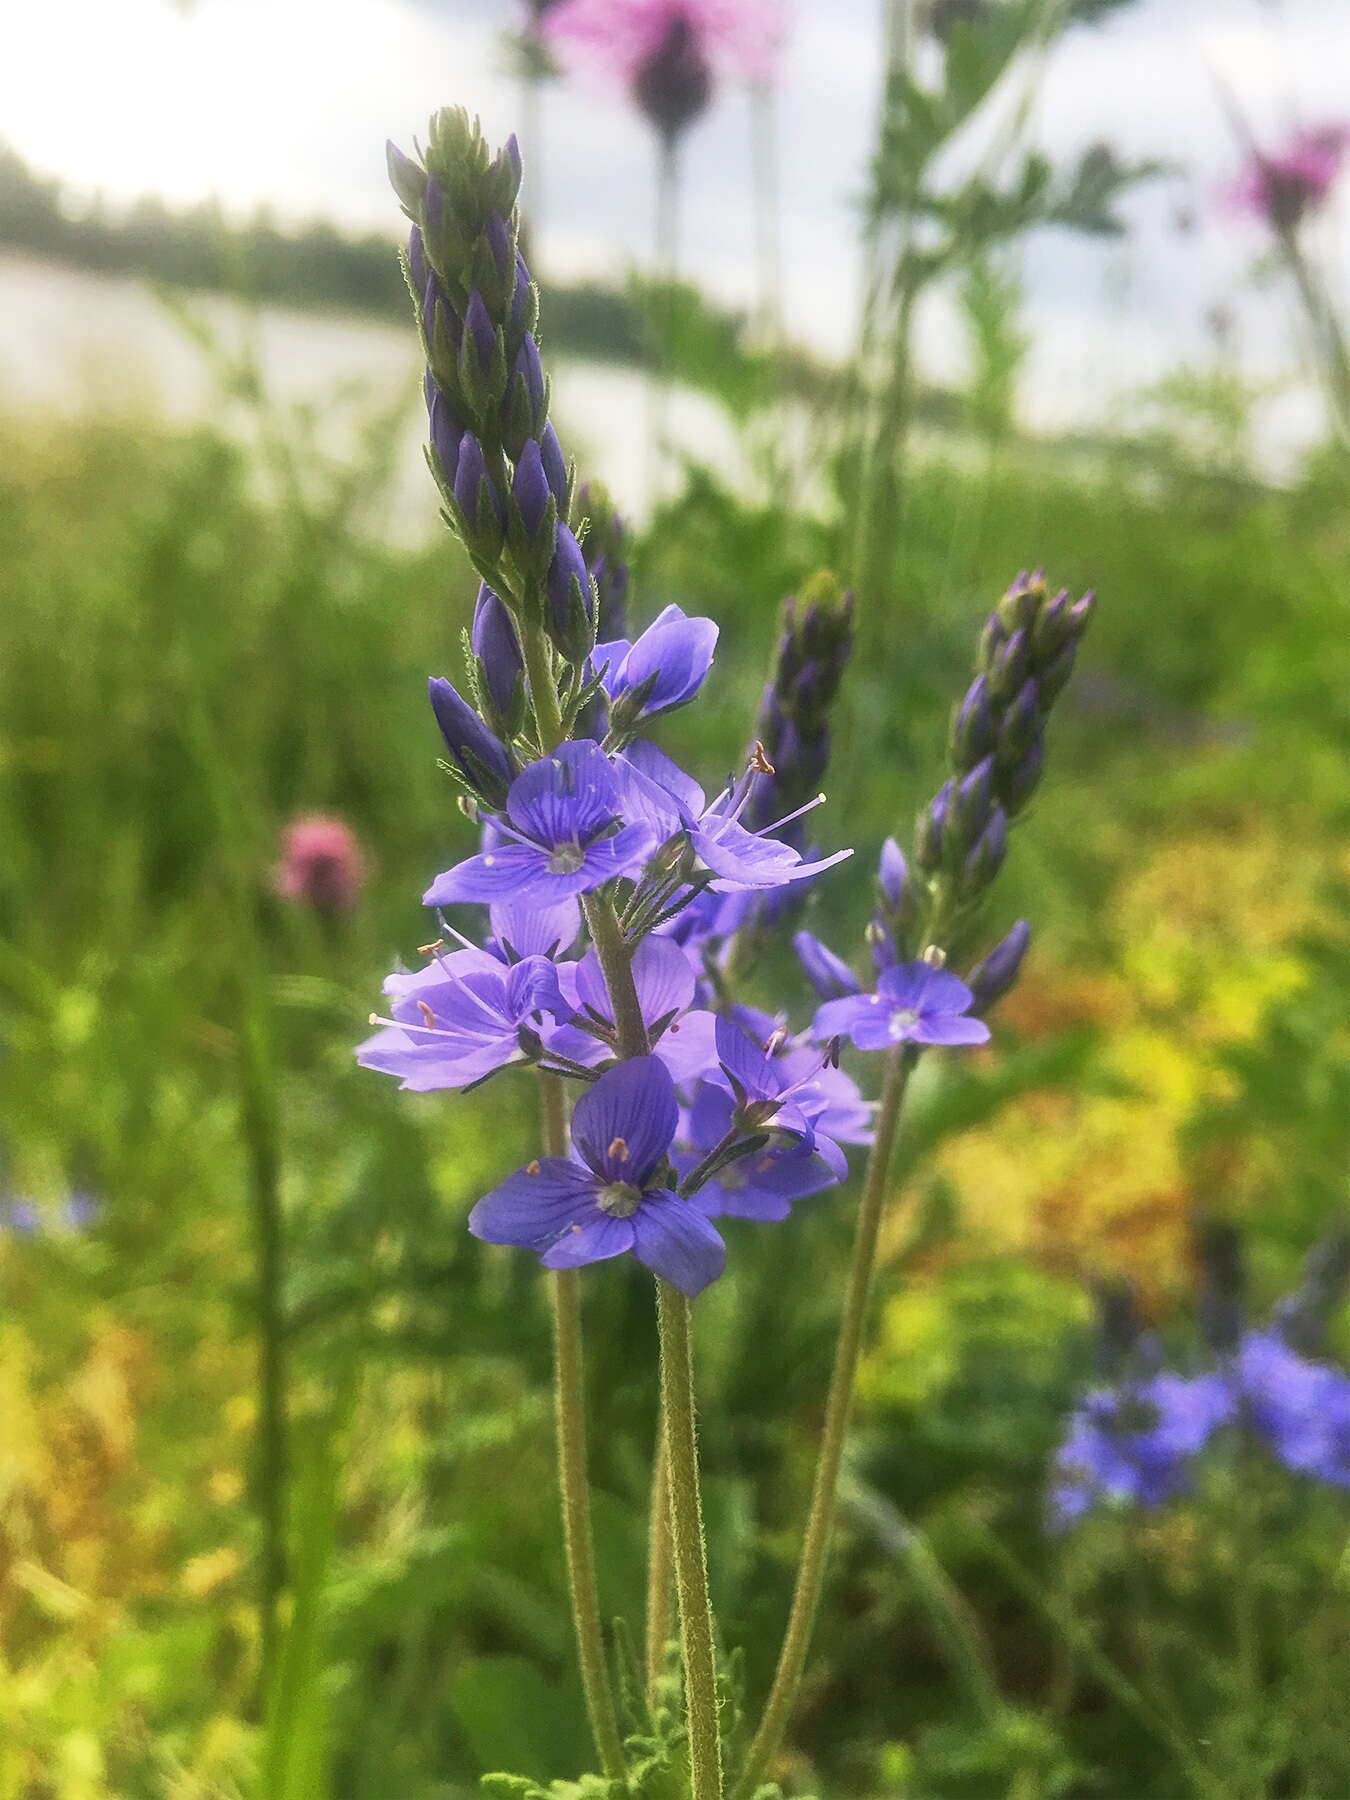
[469,1057,727,1296]
[814,961,990,1052]
[601,604,718,730]
[424,740,653,908]
[794,930,861,1002]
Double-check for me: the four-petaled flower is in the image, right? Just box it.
[469,1057,727,1295]
[358,952,572,1091]
[813,961,990,1052]
[597,603,719,731]
[424,740,654,908]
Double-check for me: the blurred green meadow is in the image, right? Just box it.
[1,283,1348,1798]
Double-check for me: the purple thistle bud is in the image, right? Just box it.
[473,585,525,726]
[951,673,995,768]
[967,919,1030,1013]
[428,676,514,807]
[429,389,464,488]
[961,804,1007,896]
[878,837,908,908]
[633,15,715,145]
[997,678,1041,765]
[546,522,594,663]
[915,779,952,873]
[407,224,428,297]
[387,139,427,213]
[511,438,556,543]
[463,288,497,374]
[1004,736,1045,816]
[539,421,568,506]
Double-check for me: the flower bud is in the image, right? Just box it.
[952,755,995,853]
[1003,736,1044,816]
[878,836,908,909]
[472,585,525,734]
[1037,638,1077,707]
[960,804,1007,896]
[988,625,1031,700]
[1030,586,1073,661]
[914,780,951,873]
[451,433,504,558]
[428,676,514,807]
[509,250,538,339]
[483,133,523,218]
[995,571,1043,635]
[633,15,714,144]
[508,438,559,575]
[996,679,1040,765]
[428,389,465,491]
[407,224,428,297]
[502,333,548,456]
[793,930,861,1002]
[868,915,898,973]
[967,919,1030,1013]
[539,421,568,507]
[387,139,427,215]
[463,288,496,375]
[545,523,594,663]
[950,673,995,769]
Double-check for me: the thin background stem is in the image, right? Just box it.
[733,1044,914,1798]
[645,1429,673,1695]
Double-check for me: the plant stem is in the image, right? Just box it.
[541,1071,628,1781]
[645,1423,673,1697]
[581,891,650,1057]
[657,1279,723,1800]
[733,1045,913,1799]
[521,618,566,751]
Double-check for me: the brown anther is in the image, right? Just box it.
[417,1001,437,1028]
[526,1159,541,1176]
[750,740,776,776]
[763,1025,789,1057]
[608,1136,630,1162]
[418,939,444,956]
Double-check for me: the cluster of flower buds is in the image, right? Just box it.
[389,109,596,670]
[743,574,855,851]
[915,570,1095,914]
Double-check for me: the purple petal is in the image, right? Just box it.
[878,961,977,1017]
[489,894,581,959]
[633,936,697,1029]
[355,1026,515,1092]
[570,1056,678,1185]
[909,1013,991,1047]
[714,1012,780,1101]
[616,607,719,715]
[620,739,705,820]
[631,1193,727,1295]
[653,1008,720,1085]
[539,1212,635,1270]
[423,842,549,906]
[469,1160,598,1248]
[594,636,634,697]
[812,993,885,1042]
[506,955,572,1022]
[694,819,851,891]
[794,930,861,1001]
[575,823,656,890]
[507,741,621,847]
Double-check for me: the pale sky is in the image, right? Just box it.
[4,0,1349,450]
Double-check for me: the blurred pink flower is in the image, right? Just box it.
[544,0,788,140]
[1226,123,1350,233]
[275,814,367,914]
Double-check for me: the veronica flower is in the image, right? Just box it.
[1051,1372,1235,1527]
[275,814,367,914]
[596,603,719,733]
[1238,1330,1350,1489]
[813,961,990,1053]
[357,953,572,1091]
[424,741,653,907]
[681,1083,842,1222]
[469,1056,727,1294]
[547,936,717,1082]
[617,739,850,892]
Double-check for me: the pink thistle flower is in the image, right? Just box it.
[275,814,368,914]
[1226,122,1350,234]
[544,0,788,140]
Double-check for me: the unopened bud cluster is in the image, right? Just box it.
[389,109,595,669]
[744,573,855,849]
[915,571,1095,908]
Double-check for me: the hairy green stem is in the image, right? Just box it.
[541,1072,628,1781]
[521,618,566,752]
[581,891,650,1057]
[657,1280,723,1800]
[733,1045,913,1798]
[645,1423,674,1697]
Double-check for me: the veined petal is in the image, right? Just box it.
[879,960,977,1017]
[506,955,573,1023]
[469,1159,598,1248]
[793,930,862,1001]
[631,1192,727,1295]
[507,741,620,847]
[633,936,697,1029]
[540,1212,635,1269]
[575,823,656,890]
[812,992,885,1042]
[909,1013,991,1046]
[618,612,718,715]
[489,894,582,959]
[653,1009,720,1086]
[355,1027,515,1092]
[593,636,634,697]
[714,1012,781,1100]
[696,818,852,891]
[620,738,706,820]
[570,1056,678,1185]
[424,842,546,906]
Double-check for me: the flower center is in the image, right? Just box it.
[892,1007,920,1028]
[597,1180,642,1218]
[547,842,585,875]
